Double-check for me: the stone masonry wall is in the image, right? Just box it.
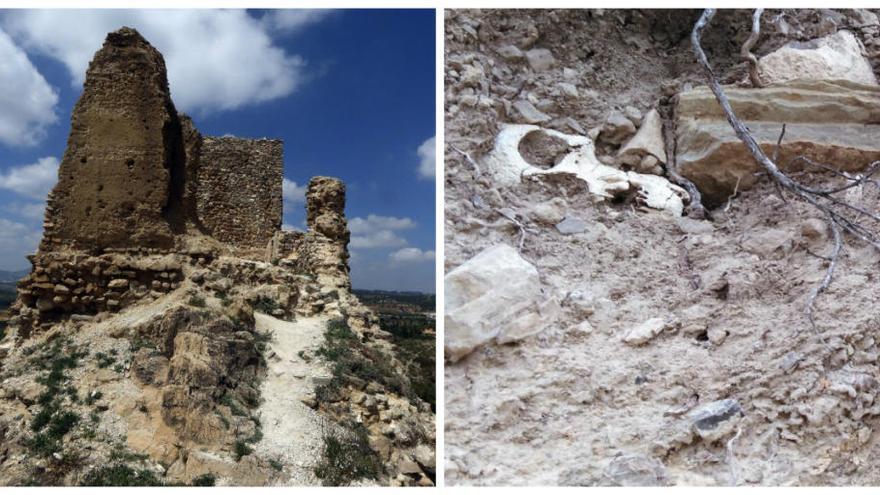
[196,137,283,250]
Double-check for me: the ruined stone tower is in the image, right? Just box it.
[42,28,182,251]
[12,27,350,334]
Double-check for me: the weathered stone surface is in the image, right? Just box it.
[622,317,667,346]
[603,453,669,486]
[758,30,877,86]
[150,306,263,443]
[556,216,589,235]
[558,82,579,99]
[197,137,283,250]
[525,48,555,71]
[618,108,666,166]
[530,198,567,225]
[512,100,551,124]
[688,398,743,441]
[676,80,880,206]
[600,110,637,145]
[43,27,181,251]
[445,244,555,362]
[291,176,352,290]
[497,44,524,61]
[801,217,828,240]
[306,176,348,243]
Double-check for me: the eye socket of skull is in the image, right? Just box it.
[517,130,571,170]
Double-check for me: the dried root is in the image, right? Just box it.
[692,9,880,330]
[741,9,764,88]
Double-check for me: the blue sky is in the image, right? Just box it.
[0,9,436,292]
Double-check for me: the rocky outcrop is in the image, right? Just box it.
[269,177,351,291]
[676,79,880,206]
[306,176,349,243]
[757,30,878,87]
[197,137,283,251]
[149,306,263,444]
[617,108,666,174]
[445,244,559,362]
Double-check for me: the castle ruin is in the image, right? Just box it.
[12,27,351,334]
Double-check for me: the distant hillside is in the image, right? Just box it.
[353,289,435,412]
[0,269,28,282]
[0,269,25,311]
[352,289,435,313]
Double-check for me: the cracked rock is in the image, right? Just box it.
[688,398,743,441]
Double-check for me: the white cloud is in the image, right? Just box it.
[417,136,435,180]
[2,10,324,114]
[350,230,408,249]
[389,247,435,264]
[0,28,58,147]
[349,214,416,249]
[282,178,307,214]
[262,10,335,33]
[0,156,59,200]
[0,218,41,270]
[7,201,46,222]
[349,214,416,234]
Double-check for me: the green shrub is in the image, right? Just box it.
[269,459,283,471]
[47,411,80,438]
[80,464,161,486]
[233,440,253,461]
[313,423,381,486]
[27,342,85,456]
[315,318,410,404]
[30,407,54,432]
[94,352,116,369]
[191,474,216,486]
[251,296,279,314]
[26,433,61,458]
[220,392,247,417]
[188,295,206,308]
[217,291,230,307]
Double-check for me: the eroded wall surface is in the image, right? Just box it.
[197,137,284,250]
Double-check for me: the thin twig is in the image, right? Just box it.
[726,426,743,486]
[804,212,841,331]
[450,144,481,176]
[495,208,528,250]
[724,175,742,213]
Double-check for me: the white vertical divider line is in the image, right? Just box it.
[434,5,446,489]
